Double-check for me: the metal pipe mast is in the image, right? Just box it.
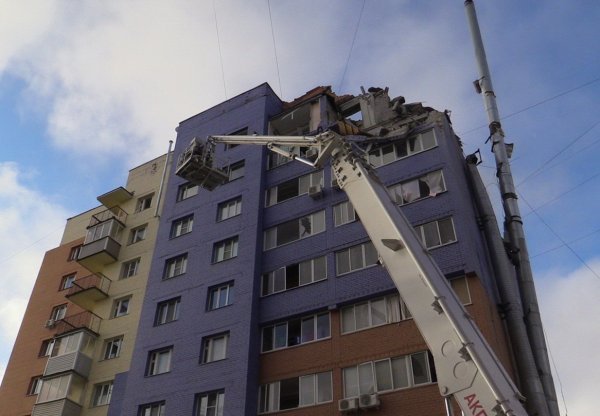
[464,2,559,416]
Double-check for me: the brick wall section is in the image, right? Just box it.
[0,239,87,416]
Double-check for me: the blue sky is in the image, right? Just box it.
[1,1,598,413]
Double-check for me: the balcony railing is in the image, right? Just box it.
[66,274,111,310]
[88,206,127,228]
[54,311,101,336]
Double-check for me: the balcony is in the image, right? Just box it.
[45,350,93,378]
[97,186,133,208]
[77,236,121,273]
[66,273,111,311]
[32,398,82,416]
[88,206,127,227]
[54,311,101,336]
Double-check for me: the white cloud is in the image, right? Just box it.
[537,259,600,416]
[0,162,67,381]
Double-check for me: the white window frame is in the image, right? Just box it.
[261,312,330,352]
[342,351,435,398]
[212,237,239,263]
[164,254,188,279]
[265,171,324,207]
[208,283,234,310]
[113,296,131,318]
[121,258,141,279]
[60,273,77,290]
[92,381,113,407]
[130,224,147,244]
[156,297,180,325]
[261,255,327,297]
[28,376,43,395]
[217,197,242,221]
[202,333,229,363]
[388,170,446,206]
[340,294,409,334]
[147,348,172,376]
[368,129,437,167]
[136,194,154,213]
[140,401,165,416]
[171,215,194,238]
[227,160,245,181]
[415,217,457,249]
[103,336,123,360]
[177,182,198,201]
[196,390,225,416]
[333,200,357,227]
[258,371,332,413]
[50,304,67,321]
[335,241,378,276]
[264,210,326,250]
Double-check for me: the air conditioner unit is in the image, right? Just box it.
[45,319,55,328]
[338,397,359,412]
[308,185,323,199]
[359,393,380,409]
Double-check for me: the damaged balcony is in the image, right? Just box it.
[66,273,111,311]
[54,311,101,337]
[77,207,126,273]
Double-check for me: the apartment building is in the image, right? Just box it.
[0,154,171,416]
[110,84,516,416]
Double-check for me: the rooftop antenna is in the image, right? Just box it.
[464,2,560,416]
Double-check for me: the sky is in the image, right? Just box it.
[0,0,598,414]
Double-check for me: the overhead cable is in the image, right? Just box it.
[213,0,228,99]
[338,0,366,92]
[267,0,283,98]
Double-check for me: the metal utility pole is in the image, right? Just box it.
[464,2,560,416]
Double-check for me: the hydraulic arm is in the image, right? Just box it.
[176,130,529,416]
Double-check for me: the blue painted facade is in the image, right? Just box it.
[112,84,502,415]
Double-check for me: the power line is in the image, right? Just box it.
[518,192,600,280]
[460,76,600,136]
[517,120,600,187]
[267,0,283,98]
[338,0,366,92]
[544,328,570,416]
[212,0,227,100]
[530,228,600,259]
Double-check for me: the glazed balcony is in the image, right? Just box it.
[44,331,96,378]
[33,372,85,416]
[66,273,111,311]
[54,311,101,337]
[32,398,82,416]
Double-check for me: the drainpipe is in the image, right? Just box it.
[465,155,548,416]
[154,140,174,217]
[464,2,559,416]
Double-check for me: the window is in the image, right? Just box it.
[136,194,154,213]
[195,390,225,416]
[227,160,245,181]
[164,254,188,279]
[341,294,410,334]
[267,146,311,170]
[217,197,242,221]
[336,241,378,275]
[368,129,437,167]
[389,170,446,205]
[27,376,43,395]
[450,276,471,305]
[92,381,113,406]
[113,296,131,318]
[103,336,124,360]
[50,304,67,321]
[147,347,172,376]
[130,224,147,244]
[342,351,436,398]
[415,217,457,249]
[262,312,330,352]
[201,333,229,363]
[155,297,180,325]
[121,258,141,279]
[265,171,324,207]
[60,273,76,290]
[39,339,54,357]
[264,210,325,250]
[208,282,234,310]
[37,374,72,403]
[171,215,194,238]
[177,182,198,201]
[259,371,332,413]
[333,201,357,227]
[68,245,81,261]
[212,237,238,263]
[139,401,165,416]
[262,255,327,296]
[84,218,124,244]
